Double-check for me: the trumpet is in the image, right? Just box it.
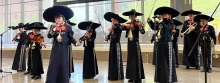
[211,40,219,58]
[183,22,197,34]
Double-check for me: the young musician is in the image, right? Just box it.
[43,6,79,83]
[147,6,179,83]
[181,9,201,69]
[12,23,28,71]
[194,14,216,73]
[104,12,127,80]
[122,9,145,83]
[78,21,100,79]
[25,22,47,79]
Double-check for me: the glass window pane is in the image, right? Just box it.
[24,1,39,11]
[8,4,21,13]
[8,0,21,4]
[24,11,39,23]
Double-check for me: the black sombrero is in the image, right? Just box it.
[104,12,127,23]
[122,9,143,16]
[194,14,214,22]
[66,20,76,26]
[43,6,74,22]
[181,9,201,16]
[173,19,183,26]
[154,6,180,17]
[25,22,47,30]
[78,21,101,30]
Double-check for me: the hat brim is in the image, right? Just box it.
[181,10,201,16]
[173,19,183,26]
[43,6,74,22]
[67,21,76,26]
[154,7,180,17]
[78,21,100,30]
[104,12,127,23]
[194,14,214,22]
[122,11,143,16]
[25,22,47,30]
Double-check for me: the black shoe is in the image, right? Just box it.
[83,77,94,79]
[186,66,189,69]
[196,67,201,70]
[31,75,37,79]
[134,79,142,83]
[34,75,41,79]
[17,70,25,72]
[128,79,134,83]
[24,71,30,75]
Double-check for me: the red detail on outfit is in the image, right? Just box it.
[172,29,177,33]
[200,27,208,32]
[55,25,66,32]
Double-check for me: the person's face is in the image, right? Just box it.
[111,18,119,25]
[32,29,40,35]
[200,19,207,26]
[129,15,136,21]
[55,16,64,24]
[188,14,194,19]
[162,13,170,19]
[18,27,24,32]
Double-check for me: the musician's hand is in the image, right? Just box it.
[26,48,29,52]
[181,33,184,37]
[105,36,108,41]
[12,38,16,41]
[172,29,177,33]
[190,26,195,31]
[52,23,57,27]
[109,28,113,32]
[147,17,151,22]
[123,24,130,28]
[148,41,153,44]
[76,42,81,46]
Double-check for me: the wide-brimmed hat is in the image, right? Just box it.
[194,14,214,22]
[154,6,180,17]
[78,21,100,30]
[181,9,201,16]
[122,9,143,16]
[66,20,76,26]
[43,6,74,22]
[104,12,127,23]
[25,22,47,30]
[173,19,183,26]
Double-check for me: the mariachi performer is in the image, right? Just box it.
[43,6,79,83]
[172,19,183,68]
[11,23,28,71]
[148,6,179,83]
[25,22,47,79]
[66,20,76,77]
[78,21,100,79]
[181,9,201,69]
[194,14,216,73]
[122,9,145,83]
[104,12,127,80]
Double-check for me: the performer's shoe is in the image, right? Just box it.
[17,70,25,72]
[208,69,212,73]
[186,66,189,69]
[83,77,94,79]
[196,67,201,70]
[128,79,134,83]
[31,75,37,79]
[34,75,41,79]
[24,71,30,75]
[134,79,142,83]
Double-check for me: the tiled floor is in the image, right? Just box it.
[0,58,220,83]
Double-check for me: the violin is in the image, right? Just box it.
[12,32,22,41]
[29,33,46,48]
[124,20,144,29]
